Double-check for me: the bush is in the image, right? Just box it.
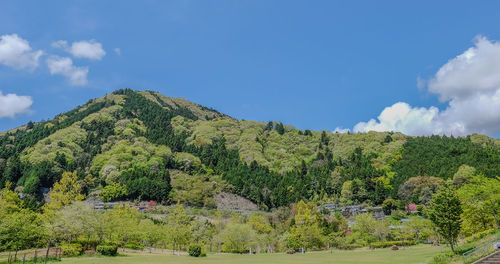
[464,229,496,243]
[61,242,83,256]
[72,239,99,250]
[454,243,475,255]
[97,245,118,256]
[124,242,144,250]
[188,245,202,257]
[429,251,455,264]
[369,240,416,249]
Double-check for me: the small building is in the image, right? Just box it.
[407,203,419,214]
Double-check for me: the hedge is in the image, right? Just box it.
[369,240,416,249]
[97,245,118,256]
[61,243,83,256]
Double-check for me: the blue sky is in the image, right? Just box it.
[1,1,500,137]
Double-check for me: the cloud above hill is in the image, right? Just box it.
[52,39,106,60]
[0,91,33,118]
[0,34,43,71]
[47,56,89,86]
[348,36,500,137]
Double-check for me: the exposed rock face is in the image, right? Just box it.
[215,192,258,211]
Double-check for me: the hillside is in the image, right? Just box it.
[1,89,499,209]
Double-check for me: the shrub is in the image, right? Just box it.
[100,182,127,202]
[464,229,496,243]
[188,245,202,257]
[429,251,455,264]
[124,242,144,250]
[97,245,118,256]
[72,239,99,250]
[454,243,475,255]
[369,240,416,249]
[61,242,83,256]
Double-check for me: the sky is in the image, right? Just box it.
[1,0,500,137]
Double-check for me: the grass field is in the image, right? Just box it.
[56,245,444,264]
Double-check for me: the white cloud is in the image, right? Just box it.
[51,40,68,49]
[0,34,43,70]
[333,127,351,133]
[0,91,33,118]
[46,56,88,86]
[52,39,105,60]
[353,36,500,137]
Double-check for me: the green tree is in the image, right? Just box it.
[427,186,462,252]
[382,198,398,215]
[275,122,285,135]
[457,174,500,234]
[220,223,257,253]
[166,204,192,255]
[44,171,84,212]
[288,200,324,253]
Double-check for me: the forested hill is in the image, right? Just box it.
[1,89,499,209]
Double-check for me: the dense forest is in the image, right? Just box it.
[0,89,499,210]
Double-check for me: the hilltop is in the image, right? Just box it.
[1,89,499,209]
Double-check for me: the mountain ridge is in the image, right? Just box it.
[1,89,499,209]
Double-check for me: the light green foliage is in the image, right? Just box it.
[221,223,257,253]
[113,118,146,139]
[22,105,123,166]
[44,171,85,212]
[54,201,98,242]
[151,92,223,120]
[89,93,126,106]
[352,213,389,243]
[22,125,87,165]
[329,131,406,169]
[166,204,193,253]
[175,117,406,173]
[457,174,500,235]
[173,152,202,171]
[452,164,476,187]
[100,182,128,202]
[99,204,146,245]
[80,105,122,127]
[169,170,221,207]
[61,242,84,256]
[248,213,272,234]
[0,183,44,251]
[401,216,434,242]
[91,137,172,183]
[288,201,325,251]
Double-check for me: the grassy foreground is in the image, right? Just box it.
[57,245,443,264]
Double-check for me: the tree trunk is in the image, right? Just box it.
[45,241,51,264]
[493,212,499,229]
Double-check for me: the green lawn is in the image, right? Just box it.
[57,245,444,264]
